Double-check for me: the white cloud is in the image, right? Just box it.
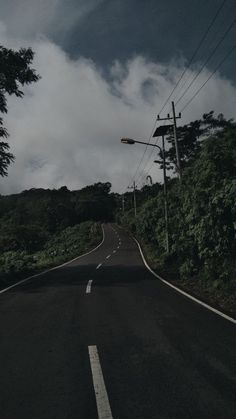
[1,31,236,194]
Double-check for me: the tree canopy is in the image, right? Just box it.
[161,111,235,172]
[0,45,40,176]
[120,115,236,287]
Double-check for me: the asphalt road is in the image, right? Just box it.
[0,223,236,419]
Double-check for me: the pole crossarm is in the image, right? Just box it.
[156,115,181,121]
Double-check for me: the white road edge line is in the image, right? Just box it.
[88,345,113,419]
[133,236,236,325]
[86,280,93,294]
[0,225,105,295]
[96,263,102,270]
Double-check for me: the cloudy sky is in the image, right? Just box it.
[1,0,236,194]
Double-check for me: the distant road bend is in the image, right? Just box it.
[0,223,236,418]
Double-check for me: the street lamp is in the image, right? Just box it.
[120,130,170,253]
[121,138,135,145]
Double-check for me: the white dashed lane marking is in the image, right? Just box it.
[86,280,93,294]
[106,255,111,259]
[96,263,102,270]
[88,345,113,419]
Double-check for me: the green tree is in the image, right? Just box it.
[0,45,40,176]
[120,124,236,283]
[162,111,235,173]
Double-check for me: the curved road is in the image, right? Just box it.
[0,223,236,418]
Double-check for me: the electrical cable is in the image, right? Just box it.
[119,118,158,194]
[142,43,236,181]
[157,0,227,115]
[129,1,229,189]
[134,112,173,187]
[119,0,230,193]
[135,136,160,186]
[180,42,236,112]
[142,42,236,181]
[175,16,236,106]
[137,12,235,185]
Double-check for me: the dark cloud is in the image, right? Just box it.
[63,0,236,82]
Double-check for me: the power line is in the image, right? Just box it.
[134,0,229,187]
[135,116,172,186]
[157,0,228,116]
[142,42,236,182]
[119,0,230,193]
[175,16,236,106]
[171,0,235,105]
[119,118,158,194]
[129,120,157,183]
[135,136,160,186]
[180,43,236,112]
[134,105,181,186]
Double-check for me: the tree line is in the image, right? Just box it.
[0,182,116,253]
[0,182,116,283]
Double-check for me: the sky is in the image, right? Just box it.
[0,0,236,194]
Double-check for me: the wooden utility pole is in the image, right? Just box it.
[128,181,137,217]
[162,135,169,253]
[122,194,125,214]
[171,101,181,179]
[157,102,182,179]
[133,181,137,218]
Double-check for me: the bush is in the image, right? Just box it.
[0,221,102,282]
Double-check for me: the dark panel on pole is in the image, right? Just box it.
[153,124,173,137]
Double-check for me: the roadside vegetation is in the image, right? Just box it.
[0,182,116,286]
[118,112,236,316]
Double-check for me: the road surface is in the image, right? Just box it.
[0,223,236,418]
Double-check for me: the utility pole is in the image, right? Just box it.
[128,180,137,217]
[157,101,182,179]
[122,194,125,214]
[171,101,181,179]
[161,135,169,253]
[153,136,169,253]
[133,181,137,218]
[122,135,170,252]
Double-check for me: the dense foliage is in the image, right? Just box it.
[119,117,236,303]
[0,221,102,282]
[0,45,40,176]
[163,111,234,172]
[0,182,116,283]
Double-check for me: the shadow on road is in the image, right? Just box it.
[2,263,153,294]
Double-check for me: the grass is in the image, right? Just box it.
[0,221,102,287]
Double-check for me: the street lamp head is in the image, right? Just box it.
[121,138,135,145]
